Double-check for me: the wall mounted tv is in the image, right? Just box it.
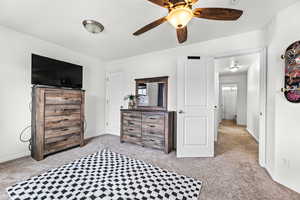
[31,54,83,89]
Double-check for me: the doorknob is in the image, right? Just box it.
[178,110,185,114]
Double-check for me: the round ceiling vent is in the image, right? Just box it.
[82,20,104,34]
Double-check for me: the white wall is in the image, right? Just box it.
[219,74,247,126]
[105,30,265,111]
[0,25,106,163]
[246,60,260,142]
[264,1,300,193]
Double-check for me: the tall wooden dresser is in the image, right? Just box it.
[120,109,175,153]
[31,86,85,161]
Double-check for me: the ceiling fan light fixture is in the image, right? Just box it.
[167,7,193,29]
[82,19,104,34]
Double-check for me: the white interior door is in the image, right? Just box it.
[106,72,124,135]
[259,48,267,167]
[177,57,215,158]
[214,71,220,142]
[222,85,237,120]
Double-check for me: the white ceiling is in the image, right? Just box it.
[215,53,260,75]
[0,0,297,61]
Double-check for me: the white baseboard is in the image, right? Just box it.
[0,132,106,164]
[246,128,259,143]
[266,167,300,194]
[0,151,30,163]
[105,132,120,136]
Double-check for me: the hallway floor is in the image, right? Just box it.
[1,121,299,200]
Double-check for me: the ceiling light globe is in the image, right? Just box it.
[230,68,239,72]
[83,20,104,34]
[167,7,193,29]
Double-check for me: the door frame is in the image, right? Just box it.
[105,71,125,135]
[213,47,267,168]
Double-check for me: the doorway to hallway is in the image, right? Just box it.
[214,48,267,167]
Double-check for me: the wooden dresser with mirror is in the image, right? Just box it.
[120,76,175,153]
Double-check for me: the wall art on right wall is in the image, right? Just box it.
[282,41,300,103]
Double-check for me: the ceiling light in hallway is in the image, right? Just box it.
[229,61,241,72]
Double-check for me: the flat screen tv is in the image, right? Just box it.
[31,54,83,89]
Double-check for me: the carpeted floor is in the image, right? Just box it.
[1,120,299,200]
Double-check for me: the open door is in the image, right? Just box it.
[177,56,215,157]
[106,72,124,135]
[258,48,267,167]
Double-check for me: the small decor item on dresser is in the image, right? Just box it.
[124,94,137,109]
[281,41,300,103]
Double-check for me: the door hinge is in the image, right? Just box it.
[106,122,109,126]
[106,77,110,82]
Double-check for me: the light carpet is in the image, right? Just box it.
[1,121,300,200]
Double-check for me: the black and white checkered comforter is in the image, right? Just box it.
[7,149,202,200]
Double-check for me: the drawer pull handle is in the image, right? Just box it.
[53,119,68,124]
[149,125,156,128]
[129,122,134,125]
[149,117,157,120]
[62,128,69,131]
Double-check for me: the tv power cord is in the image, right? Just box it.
[19,99,88,152]
[19,101,32,151]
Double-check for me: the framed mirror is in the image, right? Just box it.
[135,76,168,110]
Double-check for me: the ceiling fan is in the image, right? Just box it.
[133,0,243,44]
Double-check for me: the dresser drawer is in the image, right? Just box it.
[123,118,141,129]
[45,132,81,144]
[45,105,81,116]
[45,125,82,139]
[142,113,165,124]
[45,90,82,105]
[122,112,141,121]
[44,134,81,155]
[45,114,81,129]
[122,134,142,145]
[123,125,141,135]
[142,123,164,137]
[142,136,165,150]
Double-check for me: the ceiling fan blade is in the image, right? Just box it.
[193,8,243,21]
[147,0,170,8]
[177,26,187,44]
[133,17,167,36]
